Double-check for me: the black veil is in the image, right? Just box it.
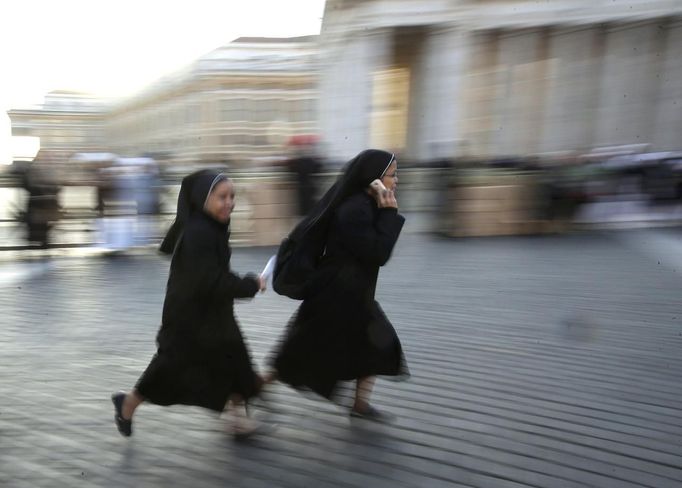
[159,169,230,255]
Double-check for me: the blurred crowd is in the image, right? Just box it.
[424,147,682,235]
[4,143,682,249]
[9,151,162,251]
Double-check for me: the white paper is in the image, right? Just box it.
[260,255,277,282]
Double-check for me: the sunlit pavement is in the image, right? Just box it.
[1,229,681,487]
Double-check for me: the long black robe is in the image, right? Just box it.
[136,211,260,412]
[272,192,408,399]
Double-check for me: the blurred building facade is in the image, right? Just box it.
[318,0,682,162]
[7,91,107,163]
[105,36,318,168]
[7,37,318,170]
[10,4,682,170]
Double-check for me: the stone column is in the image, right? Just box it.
[652,19,682,151]
[493,29,548,157]
[406,25,470,162]
[318,28,393,163]
[541,26,602,153]
[457,30,500,159]
[594,21,666,148]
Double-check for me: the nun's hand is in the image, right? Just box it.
[377,189,398,209]
[258,275,267,293]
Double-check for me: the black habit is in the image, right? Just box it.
[136,170,260,412]
[272,150,408,399]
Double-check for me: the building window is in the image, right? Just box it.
[186,104,200,125]
[251,99,271,122]
[221,99,247,122]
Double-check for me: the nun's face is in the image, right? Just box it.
[204,179,235,223]
[381,160,398,192]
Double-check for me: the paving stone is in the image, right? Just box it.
[1,231,681,487]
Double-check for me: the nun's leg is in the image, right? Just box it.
[351,377,396,422]
[123,389,144,419]
[111,389,144,437]
[353,376,375,412]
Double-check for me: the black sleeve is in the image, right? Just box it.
[336,197,405,267]
[179,226,260,300]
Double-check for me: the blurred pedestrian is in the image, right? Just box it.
[134,158,162,245]
[111,169,267,439]
[268,149,408,421]
[20,152,61,248]
[98,161,136,253]
[286,143,323,216]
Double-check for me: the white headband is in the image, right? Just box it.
[203,173,229,209]
[381,153,395,177]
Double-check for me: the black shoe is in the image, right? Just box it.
[111,392,132,437]
[350,405,396,423]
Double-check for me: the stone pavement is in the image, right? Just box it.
[1,230,681,488]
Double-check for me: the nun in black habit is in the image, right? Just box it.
[268,149,408,421]
[111,169,266,438]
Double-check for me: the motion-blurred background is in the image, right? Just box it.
[3,0,682,250]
